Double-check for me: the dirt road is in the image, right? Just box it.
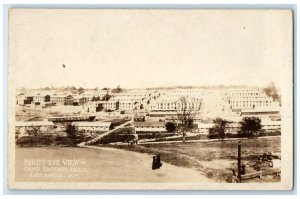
[15,146,212,183]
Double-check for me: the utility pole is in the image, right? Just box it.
[237,141,242,183]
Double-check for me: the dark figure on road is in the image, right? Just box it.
[152,156,156,170]
[152,154,163,170]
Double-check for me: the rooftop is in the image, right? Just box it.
[16,121,54,127]
[72,121,112,127]
[133,122,165,127]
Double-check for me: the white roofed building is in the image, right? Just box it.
[72,121,112,132]
[50,94,67,104]
[133,122,166,133]
[15,121,55,137]
[149,96,202,117]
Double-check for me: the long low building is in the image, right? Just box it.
[261,120,281,132]
[194,120,281,134]
[71,121,112,132]
[133,122,167,133]
[194,123,214,134]
[150,97,202,112]
[15,121,55,137]
[47,115,96,122]
[240,107,280,116]
[16,121,55,127]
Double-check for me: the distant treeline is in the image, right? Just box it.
[144,85,258,90]
[16,85,126,94]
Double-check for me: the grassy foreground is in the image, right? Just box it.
[106,136,281,182]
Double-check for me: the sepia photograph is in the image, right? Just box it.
[7,8,293,190]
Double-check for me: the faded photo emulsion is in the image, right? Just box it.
[8,9,293,190]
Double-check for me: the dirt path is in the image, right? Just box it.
[80,145,213,183]
[16,146,213,183]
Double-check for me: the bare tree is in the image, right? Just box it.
[177,96,201,142]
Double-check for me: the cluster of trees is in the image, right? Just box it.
[209,117,263,140]
[166,115,265,143]
[102,93,112,101]
[16,126,58,147]
[90,94,112,102]
[39,86,85,94]
[27,86,122,95]
[263,82,281,105]
[111,85,123,93]
[16,124,94,147]
[91,96,101,101]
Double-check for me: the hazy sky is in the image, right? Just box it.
[9,9,292,89]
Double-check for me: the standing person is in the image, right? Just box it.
[152,154,163,170]
[152,156,157,170]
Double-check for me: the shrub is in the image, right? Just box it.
[165,122,177,133]
[94,133,136,144]
[16,136,54,147]
[208,132,220,139]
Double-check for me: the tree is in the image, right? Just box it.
[112,85,123,93]
[263,82,281,105]
[65,124,79,145]
[70,86,77,91]
[238,117,262,138]
[209,118,231,140]
[177,96,201,142]
[165,122,177,133]
[102,93,111,101]
[25,126,53,146]
[78,87,85,95]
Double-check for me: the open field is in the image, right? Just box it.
[15,146,212,183]
[142,136,281,161]
[107,136,281,182]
